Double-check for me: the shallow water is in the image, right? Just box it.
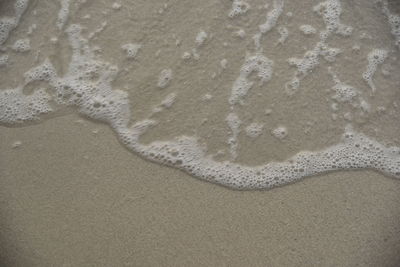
[0,0,399,189]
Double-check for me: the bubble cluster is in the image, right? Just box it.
[228,0,250,18]
[226,112,241,160]
[11,38,31,52]
[286,42,341,94]
[313,0,353,39]
[57,0,71,30]
[229,54,273,105]
[121,43,141,59]
[0,87,52,124]
[271,126,288,140]
[362,48,388,92]
[157,69,173,89]
[0,0,29,46]
[277,26,289,44]
[245,123,264,138]
[299,24,317,35]
[0,54,8,67]
[253,0,284,50]
[379,0,400,48]
[195,31,208,47]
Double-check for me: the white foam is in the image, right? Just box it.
[57,0,70,30]
[11,38,31,52]
[157,69,173,89]
[299,24,317,35]
[277,26,289,44]
[220,58,228,69]
[1,6,399,191]
[0,54,8,67]
[195,31,208,47]
[328,68,359,103]
[362,48,388,92]
[226,112,241,160]
[112,2,122,10]
[313,0,353,39]
[229,53,273,105]
[379,0,400,49]
[0,0,29,46]
[121,43,141,59]
[286,42,341,95]
[253,0,284,50]
[0,87,52,124]
[228,0,250,18]
[245,123,264,138]
[271,126,288,140]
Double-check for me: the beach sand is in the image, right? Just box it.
[1,0,400,266]
[1,114,400,266]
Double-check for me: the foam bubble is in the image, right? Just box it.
[11,38,31,52]
[157,69,173,89]
[299,24,317,35]
[379,0,400,48]
[229,54,273,105]
[228,0,250,18]
[0,0,29,46]
[121,43,141,59]
[0,54,9,67]
[245,123,264,138]
[226,112,241,160]
[253,0,284,50]
[272,126,288,140]
[277,26,289,44]
[195,31,208,47]
[57,0,70,30]
[362,48,388,92]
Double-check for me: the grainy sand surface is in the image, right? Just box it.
[1,0,400,266]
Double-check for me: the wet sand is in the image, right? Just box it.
[1,0,400,266]
[1,114,400,266]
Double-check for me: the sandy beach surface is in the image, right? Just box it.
[1,0,400,266]
[1,114,400,266]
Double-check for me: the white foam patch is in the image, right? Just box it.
[157,69,173,89]
[121,43,141,59]
[0,0,29,46]
[277,26,289,44]
[118,123,400,189]
[328,68,359,103]
[285,0,350,95]
[226,112,241,160]
[195,31,208,47]
[362,48,388,92]
[286,42,341,94]
[228,0,250,18]
[11,38,30,52]
[229,54,273,105]
[0,87,52,124]
[299,24,317,35]
[253,0,284,50]
[313,0,353,39]
[245,123,264,138]
[57,0,70,30]
[379,0,400,49]
[271,126,288,140]
[152,92,177,114]
[0,54,9,67]
[220,58,228,69]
